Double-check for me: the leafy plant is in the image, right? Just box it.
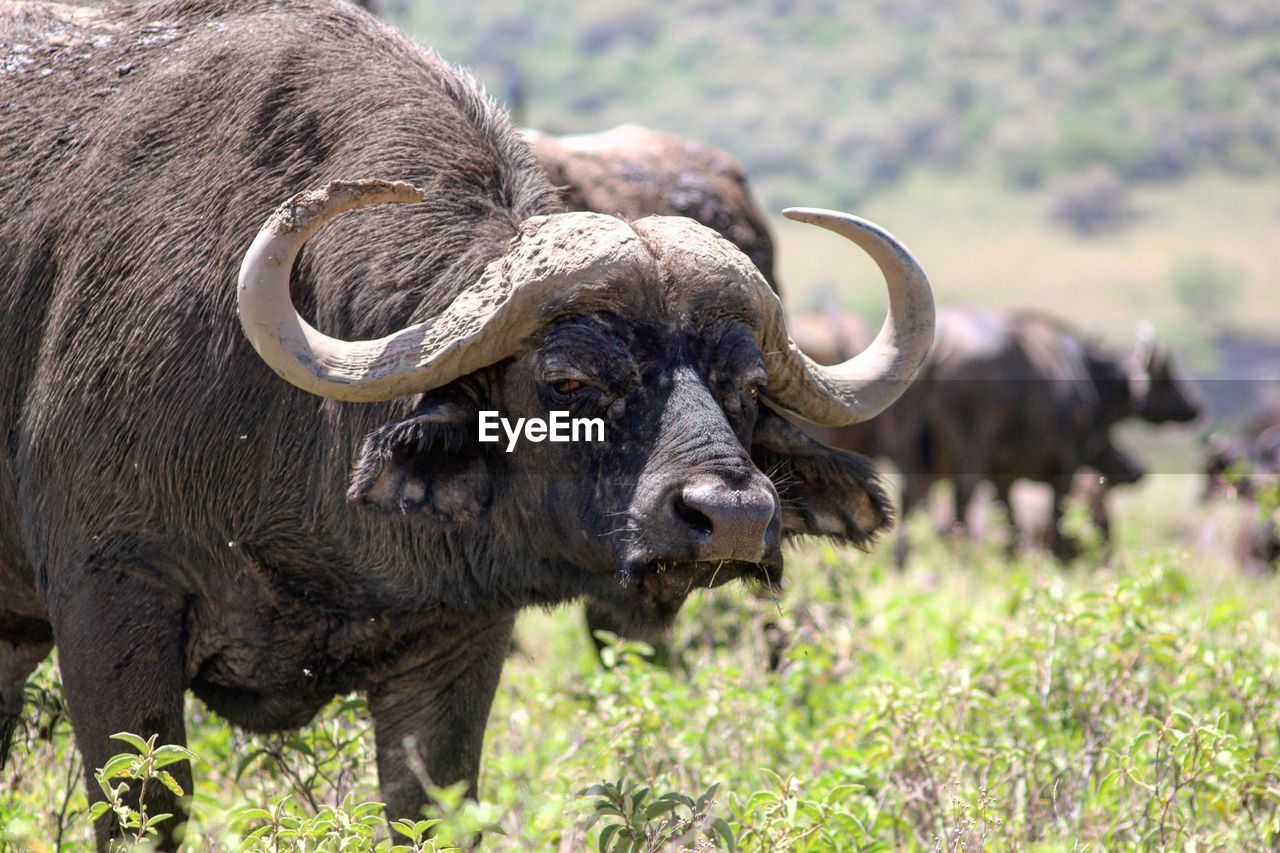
[581,777,735,852]
[1170,254,1245,331]
[89,732,196,844]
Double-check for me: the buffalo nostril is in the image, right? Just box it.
[676,480,777,562]
[672,493,714,537]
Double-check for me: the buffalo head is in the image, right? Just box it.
[237,180,934,632]
[1129,324,1202,424]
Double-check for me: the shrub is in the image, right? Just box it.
[1170,254,1245,331]
[1047,164,1136,236]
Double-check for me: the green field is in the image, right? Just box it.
[4,473,1279,849]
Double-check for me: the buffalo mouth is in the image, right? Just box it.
[628,558,781,606]
[589,557,782,636]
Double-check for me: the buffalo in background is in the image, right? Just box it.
[798,306,1202,562]
[1202,409,1280,573]
[1204,409,1280,501]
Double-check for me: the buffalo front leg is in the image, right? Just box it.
[0,616,53,767]
[368,614,515,821]
[951,474,986,540]
[49,569,191,852]
[893,474,932,569]
[991,479,1021,555]
[1087,485,1115,548]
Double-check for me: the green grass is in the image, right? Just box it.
[4,476,1280,849]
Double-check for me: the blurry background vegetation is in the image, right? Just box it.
[393,0,1280,209]
[384,0,1280,394]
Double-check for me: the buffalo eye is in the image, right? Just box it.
[545,374,611,415]
[553,377,584,395]
[717,370,766,430]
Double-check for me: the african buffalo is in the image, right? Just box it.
[523,125,779,291]
[0,0,933,846]
[1235,508,1280,575]
[1204,408,1280,501]
[1203,408,1280,573]
[795,306,1200,561]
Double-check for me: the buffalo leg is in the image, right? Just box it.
[50,569,190,852]
[991,480,1019,555]
[893,474,932,569]
[952,474,987,541]
[368,614,514,822]
[1087,484,1114,546]
[1082,482,1120,566]
[0,618,53,768]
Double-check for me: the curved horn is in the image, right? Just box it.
[761,209,935,425]
[238,179,647,402]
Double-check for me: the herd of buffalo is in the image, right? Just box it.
[0,0,1275,847]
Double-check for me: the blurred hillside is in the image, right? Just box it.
[391,0,1280,211]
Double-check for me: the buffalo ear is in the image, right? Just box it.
[750,407,892,546]
[348,387,492,522]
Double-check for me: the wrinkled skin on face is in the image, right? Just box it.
[509,315,783,628]
[350,308,892,637]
